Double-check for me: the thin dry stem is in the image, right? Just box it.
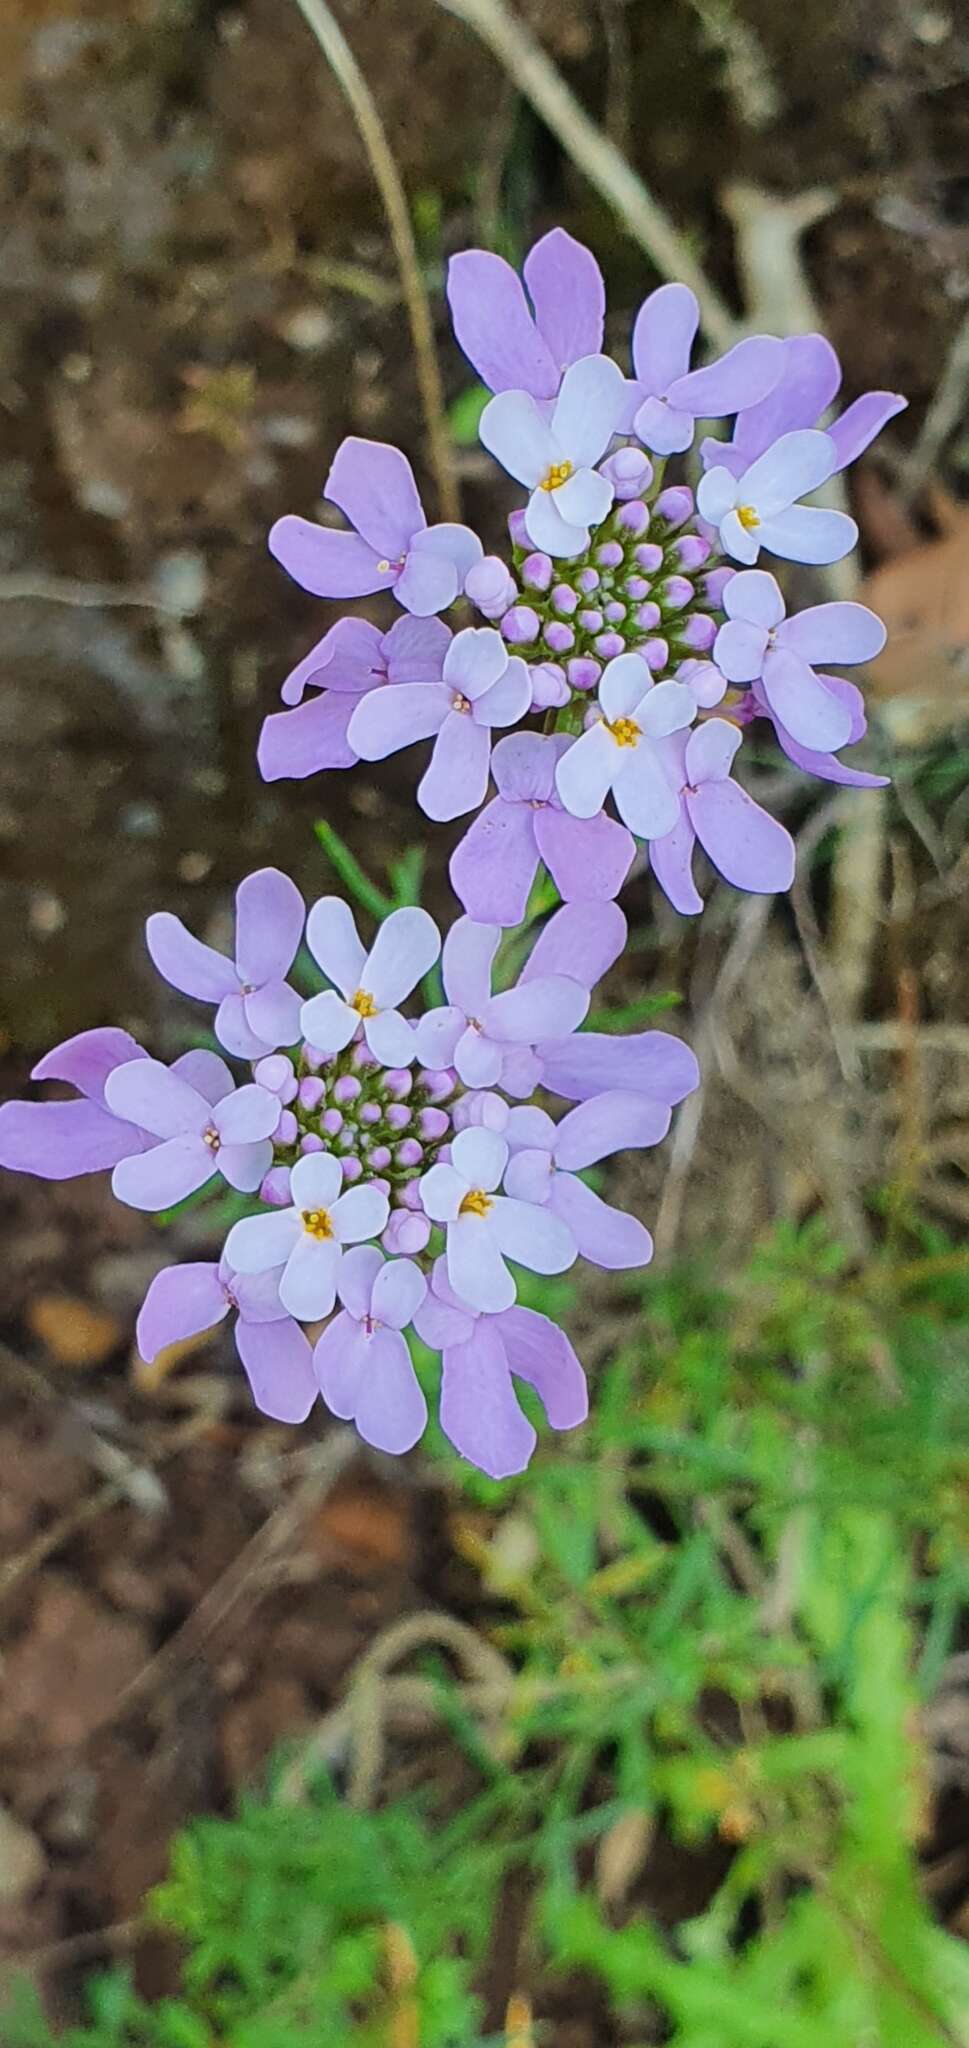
[290,0,459,523]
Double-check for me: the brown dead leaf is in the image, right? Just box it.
[28,1294,123,1369]
[861,507,969,746]
[312,1482,412,1570]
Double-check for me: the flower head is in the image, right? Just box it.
[621,282,782,455]
[301,901,440,1068]
[147,867,305,1059]
[413,915,589,1089]
[348,626,530,822]
[447,228,605,401]
[105,1055,279,1210]
[480,355,625,559]
[258,615,450,783]
[270,437,482,617]
[554,654,696,837]
[647,719,796,914]
[713,569,886,752]
[449,731,635,927]
[313,1246,427,1453]
[699,332,906,481]
[419,1125,576,1314]
[224,1150,390,1320]
[697,429,856,567]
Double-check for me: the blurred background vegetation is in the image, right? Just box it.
[0,0,968,2040]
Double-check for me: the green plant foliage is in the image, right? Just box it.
[9,1220,969,2046]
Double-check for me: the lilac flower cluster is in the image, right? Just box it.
[265,229,900,916]
[0,876,697,1478]
[1,227,902,1478]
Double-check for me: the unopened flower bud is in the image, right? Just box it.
[382,1210,431,1256]
[567,656,601,692]
[703,566,735,606]
[334,1074,361,1105]
[395,1137,423,1169]
[351,1040,378,1071]
[259,1165,292,1206]
[385,1068,412,1099]
[616,499,650,535]
[465,554,517,618]
[680,612,717,653]
[596,539,624,569]
[254,1054,297,1102]
[542,622,574,657]
[275,1109,298,1146]
[673,533,712,572]
[643,636,670,671]
[634,541,663,572]
[521,550,553,592]
[578,607,603,634]
[340,1154,363,1183]
[601,447,654,499]
[530,660,570,709]
[501,605,540,647]
[654,485,694,529]
[676,657,727,708]
[370,1144,392,1170]
[386,1101,411,1130]
[551,583,579,617]
[419,1067,456,1102]
[359,1100,381,1125]
[625,575,651,601]
[300,1131,325,1154]
[418,1105,450,1141]
[661,575,693,611]
[321,1107,343,1137]
[298,1075,325,1111]
[507,507,529,547]
[594,631,625,659]
[604,600,627,624]
[577,567,600,596]
[635,601,662,630]
[398,1178,424,1210]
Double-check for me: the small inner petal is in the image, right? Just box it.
[540,459,574,493]
[602,716,641,748]
[351,988,378,1017]
[458,1187,493,1219]
[302,1206,334,1239]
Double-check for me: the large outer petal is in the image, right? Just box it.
[364,905,440,1008]
[352,1327,428,1453]
[631,282,698,395]
[521,899,627,989]
[280,617,382,705]
[443,624,508,699]
[522,485,589,558]
[330,1183,390,1245]
[383,613,452,685]
[497,1306,588,1430]
[365,1008,419,1069]
[756,505,858,566]
[298,990,358,1056]
[534,806,634,906]
[212,1084,280,1145]
[685,717,743,784]
[235,1318,318,1425]
[455,1026,504,1089]
[305,895,366,996]
[826,390,906,473]
[554,723,618,820]
[111,1136,211,1211]
[257,692,360,781]
[722,333,842,469]
[337,1244,384,1319]
[393,546,460,617]
[612,746,681,840]
[450,799,539,927]
[136,1264,227,1361]
[212,1138,273,1194]
[442,915,500,1014]
[224,1206,303,1275]
[477,656,531,729]
[105,1059,206,1139]
[440,1322,536,1479]
[215,992,274,1061]
[479,390,552,488]
[778,601,886,667]
[279,1234,341,1320]
[243,980,302,1050]
[326,436,425,556]
[713,618,769,684]
[413,1004,465,1069]
[235,869,305,986]
[537,1028,700,1105]
[145,913,238,1003]
[419,715,492,823]
[0,1098,149,1179]
[492,731,558,803]
[268,515,384,598]
[32,1028,147,1104]
[553,465,614,531]
[483,975,588,1046]
[600,653,653,723]
[740,428,836,517]
[373,1256,426,1331]
[290,1149,343,1210]
[722,567,785,629]
[687,780,796,894]
[554,1089,671,1169]
[524,228,605,371]
[761,648,854,751]
[489,1196,576,1275]
[649,808,702,916]
[348,682,448,761]
[446,249,558,398]
[550,1173,653,1268]
[551,354,625,466]
[668,334,782,419]
[419,1161,467,1224]
[451,1125,508,1191]
[448,1213,516,1314]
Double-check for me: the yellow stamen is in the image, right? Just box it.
[302,1206,334,1239]
[603,715,641,747]
[539,459,574,492]
[737,504,760,532]
[351,988,377,1018]
[459,1187,493,1219]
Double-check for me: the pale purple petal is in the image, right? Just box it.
[290,1150,343,1210]
[32,1028,147,1103]
[554,723,618,819]
[268,515,384,598]
[337,1244,384,1319]
[225,1206,303,1275]
[281,618,383,705]
[612,746,681,839]
[483,975,588,1045]
[312,1311,364,1416]
[696,465,740,526]
[756,505,858,565]
[455,1026,504,1089]
[448,1213,516,1314]
[280,1234,341,1320]
[383,613,452,685]
[668,334,782,419]
[419,1161,467,1224]
[550,1174,653,1268]
[393,546,461,617]
[826,391,906,473]
[440,1321,536,1478]
[521,899,627,989]
[452,1125,508,1190]
[446,249,558,399]
[599,653,652,722]
[413,1288,475,1348]
[217,1139,274,1193]
[105,1059,206,1139]
[554,1089,671,1169]
[215,992,273,1061]
[761,648,854,750]
[213,1083,280,1145]
[714,618,769,683]
[719,510,761,565]
[409,522,483,586]
[234,868,304,986]
[650,807,702,916]
[778,601,886,667]
[685,717,743,784]
[497,1306,588,1430]
[442,916,499,1015]
[112,1136,211,1211]
[305,896,366,996]
[279,627,338,707]
[170,1050,235,1103]
[774,720,888,789]
[476,655,531,727]
[635,680,696,740]
[353,1327,427,1453]
[534,807,635,905]
[687,779,796,894]
[524,228,605,371]
[723,568,786,629]
[326,436,425,557]
[297,990,358,1056]
[551,354,625,467]
[631,283,698,395]
[443,625,508,699]
[725,334,842,467]
[553,466,614,530]
[504,1101,556,1155]
[348,682,449,761]
[372,1256,426,1330]
[413,1004,465,1069]
[365,1007,417,1068]
[236,1317,318,1424]
[145,913,238,1003]
[363,905,440,1008]
[331,1182,390,1245]
[634,395,695,455]
[136,1264,227,1361]
[499,1048,543,1097]
[243,980,302,1048]
[258,692,360,781]
[0,1098,146,1180]
[450,799,539,927]
[479,390,553,488]
[522,486,589,558]
[492,731,558,803]
[231,1267,289,1322]
[490,1195,576,1274]
[740,428,836,515]
[537,1028,699,1105]
[503,1148,552,1207]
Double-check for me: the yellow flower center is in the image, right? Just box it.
[302,1207,334,1240]
[459,1187,493,1219]
[603,715,641,747]
[351,988,378,1017]
[539,459,574,492]
[737,504,760,532]
[451,691,472,714]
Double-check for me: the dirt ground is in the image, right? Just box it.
[0,0,968,2024]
